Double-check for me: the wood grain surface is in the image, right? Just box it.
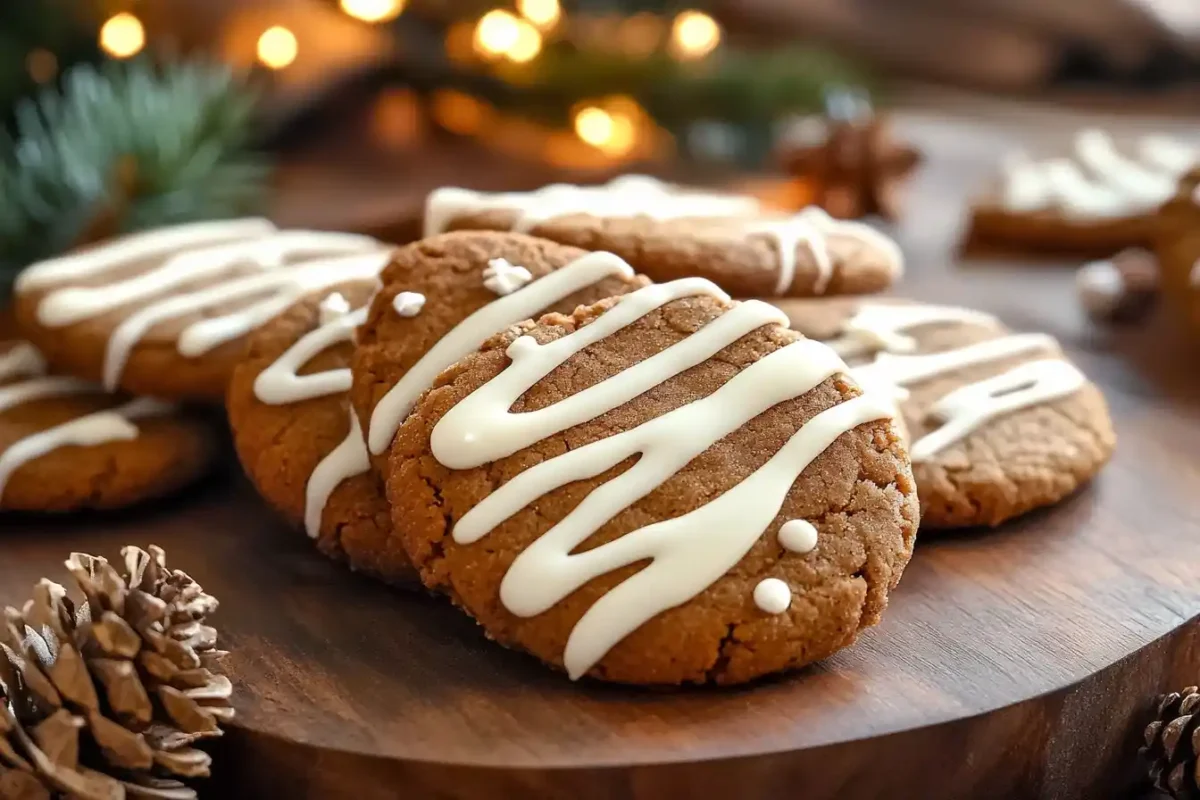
[2,109,1200,799]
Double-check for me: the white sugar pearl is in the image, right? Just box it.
[778,519,818,553]
[392,291,426,318]
[753,578,792,614]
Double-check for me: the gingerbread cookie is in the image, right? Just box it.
[966,130,1197,255]
[13,219,392,400]
[778,299,1115,528]
[423,175,903,298]
[1,340,215,512]
[351,231,649,469]
[227,281,422,585]
[384,280,918,686]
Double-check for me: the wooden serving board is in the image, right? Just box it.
[3,113,1200,800]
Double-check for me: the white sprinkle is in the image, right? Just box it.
[318,292,352,326]
[483,258,534,296]
[753,578,792,614]
[777,519,819,553]
[392,291,426,317]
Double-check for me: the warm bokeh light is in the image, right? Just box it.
[431,90,490,136]
[371,88,422,149]
[340,0,406,24]
[618,13,665,58]
[474,10,521,58]
[507,21,543,63]
[445,21,476,64]
[257,26,299,70]
[670,10,721,60]
[574,104,638,157]
[517,0,561,30]
[26,49,58,83]
[99,13,146,59]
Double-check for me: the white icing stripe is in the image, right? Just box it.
[433,283,784,469]
[827,303,1000,359]
[305,410,370,538]
[425,178,903,296]
[0,397,174,502]
[367,251,638,455]
[911,359,1086,461]
[1000,131,1197,218]
[35,231,377,327]
[17,218,278,291]
[853,333,1059,396]
[0,377,99,413]
[103,251,391,390]
[434,279,892,679]
[0,343,48,383]
[254,307,367,405]
[827,303,1086,461]
[424,175,761,238]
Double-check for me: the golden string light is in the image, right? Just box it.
[474,9,521,58]
[669,10,721,60]
[573,97,641,157]
[26,49,58,84]
[517,0,561,31]
[474,9,542,63]
[257,26,299,70]
[340,0,406,24]
[99,13,146,60]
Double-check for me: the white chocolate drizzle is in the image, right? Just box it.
[367,251,636,455]
[0,342,175,502]
[424,177,903,296]
[252,294,372,537]
[1000,130,1197,219]
[431,277,894,679]
[16,220,388,391]
[102,250,392,390]
[753,579,792,614]
[830,304,1087,461]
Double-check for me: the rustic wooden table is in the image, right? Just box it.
[3,99,1199,799]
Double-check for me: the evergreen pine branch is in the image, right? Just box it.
[0,59,271,294]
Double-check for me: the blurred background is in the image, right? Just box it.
[1,0,1198,267]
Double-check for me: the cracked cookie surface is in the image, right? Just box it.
[779,298,1116,528]
[386,292,918,685]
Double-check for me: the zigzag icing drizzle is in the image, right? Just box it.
[424,176,903,296]
[0,342,174,501]
[258,252,638,538]
[829,304,1086,461]
[1002,130,1197,219]
[430,278,894,679]
[17,219,387,390]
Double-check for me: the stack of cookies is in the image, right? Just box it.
[5,176,1116,686]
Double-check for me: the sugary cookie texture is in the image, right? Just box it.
[13,219,392,400]
[351,231,649,469]
[0,340,215,512]
[780,298,1116,527]
[385,277,918,686]
[227,281,417,585]
[423,175,903,298]
[966,130,1197,254]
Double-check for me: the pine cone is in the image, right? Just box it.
[1142,686,1200,798]
[0,546,232,800]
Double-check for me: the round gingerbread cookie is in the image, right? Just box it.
[1,340,216,512]
[385,281,918,686]
[777,298,1116,528]
[351,231,649,473]
[965,130,1196,255]
[227,281,419,586]
[423,175,903,298]
[13,218,393,401]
